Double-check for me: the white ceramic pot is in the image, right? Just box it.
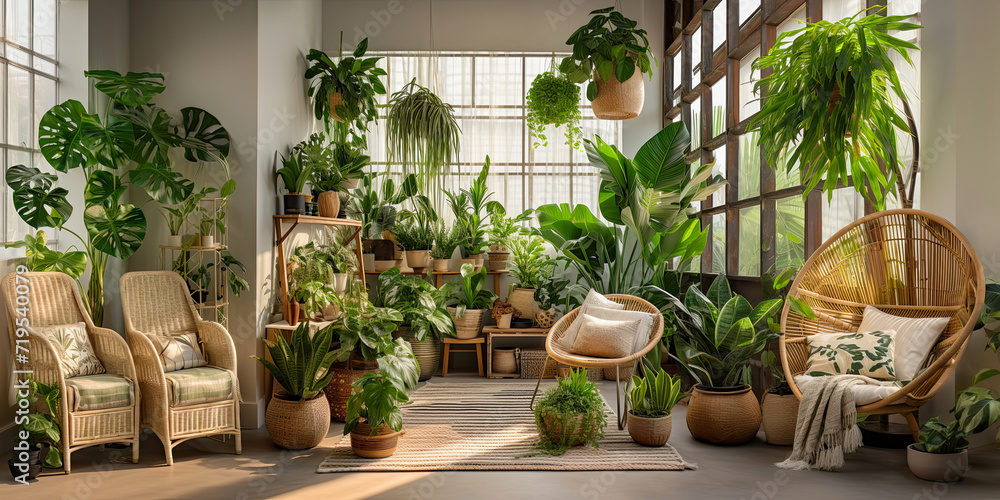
[332,273,348,293]
[200,234,215,248]
[167,234,182,247]
[341,178,360,190]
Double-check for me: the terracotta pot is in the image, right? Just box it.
[350,421,402,458]
[448,307,486,339]
[433,259,450,272]
[287,301,301,326]
[324,358,379,422]
[265,394,330,450]
[328,91,347,123]
[537,410,603,447]
[762,392,799,446]
[534,308,556,329]
[686,384,761,445]
[317,190,341,218]
[393,327,442,381]
[627,412,672,447]
[508,288,537,318]
[907,444,969,482]
[405,250,430,272]
[591,67,644,120]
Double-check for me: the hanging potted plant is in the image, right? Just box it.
[277,148,313,215]
[344,339,420,458]
[441,264,497,339]
[377,268,457,381]
[748,9,920,210]
[252,323,337,450]
[560,6,655,120]
[526,69,583,150]
[386,78,461,198]
[305,34,385,130]
[430,222,465,272]
[626,353,688,447]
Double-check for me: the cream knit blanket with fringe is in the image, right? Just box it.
[776,374,881,471]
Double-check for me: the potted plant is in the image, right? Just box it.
[559,6,656,120]
[344,339,420,458]
[305,34,386,130]
[396,195,438,273]
[526,68,583,150]
[252,322,337,449]
[534,368,607,455]
[288,242,337,322]
[161,187,215,248]
[908,369,1000,482]
[277,148,313,215]
[319,227,358,293]
[654,274,782,445]
[9,380,61,481]
[446,158,493,270]
[386,77,461,197]
[485,202,531,271]
[430,222,465,272]
[377,268,456,380]
[760,350,799,446]
[325,289,404,421]
[346,173,417,267]
[533,274,568,329]
[748,10,920,210]
[626,352,688,447]
[507,234,553,319]
[491,299,521,329]
[441,264,497,339]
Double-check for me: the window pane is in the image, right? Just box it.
[8,65,32,148]
[690,97,701,150]
[739,47,760,120]
[6,0,31,47]
[33,75,54,150]
[33,0,57,58]
[776,6,806,39]
[775,196,805,271]
[6,149,32,242]
[739,0,759,25]
[738,206,760,276]
[711,76,726,137]
[738,132,760,199]
[713,2,727,51]
[711,212,726,274]
[823,0,863,21]
[711,144,726,206]
[822,188,864,242]
[774,142,801,190]
[672,52,681,90]
[691,28,702,79]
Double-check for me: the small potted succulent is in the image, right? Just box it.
[526,69,583,150]
[9,380,61,480]
[441,264,497,339]
[277,148,313,215]
[534,368,607,455]
[626,352,688,447]
[431,222,465,272]
[344,339,420,458]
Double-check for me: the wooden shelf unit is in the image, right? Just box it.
[483,326,550,378]
[365,268,509,295]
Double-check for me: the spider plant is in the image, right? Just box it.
[386,78,461,199]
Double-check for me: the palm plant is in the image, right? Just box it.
[305,34,386,132]
[252,322,339,401]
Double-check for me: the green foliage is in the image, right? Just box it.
[485,202,530,248]
[430,222,466,260]
[305,35,386,133]
[627,362,687,418]
[534,368,607,455]
[559,6,655,101]
[534,271,569,311]
[318,226,359,275]
[442,263,498,315]
[977,282,1000,331]
[394,220,435,251]
[446,158,494,255]
[526,71,582,150]
[346,173,417,239]
[329,290,404,362]
[303,130,370,193]
[651,274,782,387]
[161,186,215,237]
[917,369,1000,454]
[277,148,313,194]
[748,9,920,210]
[761,350,793,396]
[508,234,554,290]
[6,230,86,279]
[18,380,63,468]
[289,242,337,315]
[344,339,420,435]
[386,78,461,197]
[209,250,250,298]
[376,268,456,341]
[251,322,339,401]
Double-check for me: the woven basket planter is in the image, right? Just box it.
[761,392,799,446]
[393,327,442,381]
[265,394,330,450]
[487,251,510,271]
[520,348,556,379]
[508,288,537,319]
[603,364,635,381]
[493,347,519,374]
[626,412,672,447]
[324,359,379,422]
[350,421,402,458]
[537,410,603,447]
[534,308,556,328]
[328,91,347,122]
[686,384,762,445]
[591,68,644,120]
[317,190,340,218]
[448,307,486,339]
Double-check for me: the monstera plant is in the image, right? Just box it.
[6,70,233,325]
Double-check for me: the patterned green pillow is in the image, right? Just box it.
[37,322,106,378]
[805,330,897,380]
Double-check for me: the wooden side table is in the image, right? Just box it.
[442,337,485,376]
[483,326,551,378]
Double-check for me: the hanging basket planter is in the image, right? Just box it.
[591,69,644,120]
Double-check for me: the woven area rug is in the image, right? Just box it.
[317,382,696,472]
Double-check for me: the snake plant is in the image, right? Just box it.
[252,322,339,401]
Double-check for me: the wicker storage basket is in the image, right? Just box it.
[508,288,537,318]
[762,392,799,446]
[448,307,486,339]
[520,349,556,379]
[603,364,635,381]
[626,412,672,447]
[557,365,603,382]
[493,348,519,374]
[265,394,331,450]
[324,358,379,422]
[591,69,644,120]
[686,384,762,445]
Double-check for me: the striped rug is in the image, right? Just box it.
[317,382,696,472]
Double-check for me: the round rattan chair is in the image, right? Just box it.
[530,294,664,429]
[779,209,985,439]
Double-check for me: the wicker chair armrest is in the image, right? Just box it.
[197,321,238,372]
[22,330,67,389]
[89,327,137,381]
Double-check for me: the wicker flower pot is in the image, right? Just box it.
[508,288,537,319]
[328,91,347,122]
[393,327,442,381]
[626,412,672,447]
[265,394,331,450]
[591,68,644,120]
[448,307,486,339]
[686,384,761,445]
[317,190,340,218]
[488,250,510,271]
[493,347,519,374]
[324,358,379,422]
[350,421,402,458]
[534,308,556,328]
[537,410,603,447]
[761,392,799,446]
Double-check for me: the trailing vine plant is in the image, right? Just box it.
[526,69,583,150]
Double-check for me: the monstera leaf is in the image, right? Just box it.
[87,114,136,169]
[38,100,101,172]
[84,203,147,259]
[84,170,127,208]
[127,161,194,204]
[6,164,57,191]
[85,70,165,107]
[172,107,231,162]
[7,165,72,229]
[116,106,176,165]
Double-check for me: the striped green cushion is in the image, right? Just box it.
[65,374,133,412]
[165,366,234,407]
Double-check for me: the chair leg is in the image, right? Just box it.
[442,344,451,377]
[530,355,549,410]
[63,445,71,474]
[904,411,920,441]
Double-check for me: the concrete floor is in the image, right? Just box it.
[3,375,999,500]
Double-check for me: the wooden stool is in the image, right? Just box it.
[442,337,485,377]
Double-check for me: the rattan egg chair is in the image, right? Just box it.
[530,294,664,429]
[779,209,985,439]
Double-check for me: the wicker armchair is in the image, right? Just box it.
[779,209,985,439]
[2,272,140,473]
[530,295,664,429]
[119,271,241,465]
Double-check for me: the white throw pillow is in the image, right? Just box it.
[570,314,643,359]
[558,290,625,347]
[857,305,950,382]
